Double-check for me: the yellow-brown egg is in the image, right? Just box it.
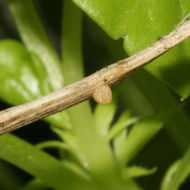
[92,85,112,105]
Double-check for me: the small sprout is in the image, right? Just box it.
[92,84,112,105]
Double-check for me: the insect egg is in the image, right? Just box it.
[92,84,112,105]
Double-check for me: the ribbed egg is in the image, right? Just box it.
[92,85,112,105]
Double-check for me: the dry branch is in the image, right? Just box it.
[0,15,190,135]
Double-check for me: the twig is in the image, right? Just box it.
[0,15,190,135]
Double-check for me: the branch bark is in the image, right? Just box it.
[0,15,190,135]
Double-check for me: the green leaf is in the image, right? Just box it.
[0,40,70,129]
[0,160,24,190]
[6,0,64,90]
[123,70,190,152]
[51,127,87,166]
[161,148,190,190]
[87,1,190,153]
[124,179,143,190]
[0,134,93,190]
[107,110,138,141]
[61,0,95,167]
[73,0,190,98]
[114,112,169,166]
[62,160,92,181]
[122,166,157,180]
[62,0,83,85]
[160,161,180,190]
[73,0,129,40]
[36,140,68,151]
[0,40,49,104]
[123,1,190,99]
[94,93,117,137]
[20,179,49,190]
[61,0,94,134]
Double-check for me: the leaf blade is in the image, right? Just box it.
[161,148,190,190]
[0,134,92,190]
[6,0,64,90]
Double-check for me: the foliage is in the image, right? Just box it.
[0,0,190,189]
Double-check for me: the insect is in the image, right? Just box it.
[92,84,112,105]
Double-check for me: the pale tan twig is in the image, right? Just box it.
[0,15,190,135]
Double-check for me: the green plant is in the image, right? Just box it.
[0,0,190,189]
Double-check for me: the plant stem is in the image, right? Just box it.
[0,14,190,134]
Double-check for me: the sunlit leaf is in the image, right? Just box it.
[123,70,190,152]
[114,112,170,166]
[62,160,92,181]
[94,93,117,137]
[161,160,180,190]
[36,140,68,151]
[0,40,47,104]
[122,166,157,180]
[123,1,190,99]
[6,0,64,90]
[0,40,70,129]
[73,0,190,98]
[20,179,49,190]
[161,148,190,190]
[124,179,143,190]
[0,134,93,190]
[73,0,129,40]
[107,110,138,141]
[62,0,83,85]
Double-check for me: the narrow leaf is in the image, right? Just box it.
[124,70,190,152]
[124,179,143,190]
[115,113,168,166]
[161,160,180,190]
[0,134,92,190]
[122,166,157,180]
[161,148,190,190]
[20,179,49,190]
[62,0,83,84]
[0,160,23,190]
[62,160,92,181]
[107,110,138,141]
[36,140,68,151]
[94,94,117,137]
